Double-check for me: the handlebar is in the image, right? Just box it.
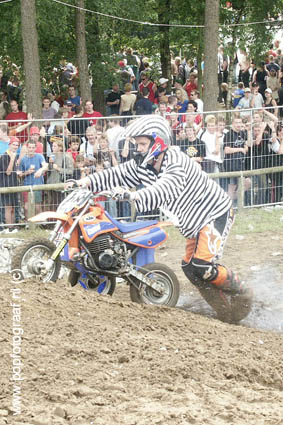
[64,182,124,200]
[98,190,114,198]
[65,179,79,188]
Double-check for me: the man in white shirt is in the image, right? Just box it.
[106,117,124,160]
[190,90,203,113]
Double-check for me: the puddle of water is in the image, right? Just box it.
[179,265,283,333]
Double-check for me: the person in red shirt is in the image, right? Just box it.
[183,73,198,98]
[82,100,103,126]
[138,72,157,104]
[67,136,80,162]
[5,99,28,143]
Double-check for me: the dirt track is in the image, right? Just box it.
[1,230,283,425]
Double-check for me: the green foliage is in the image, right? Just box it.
[219,0,282,62]
[0,0,282,94]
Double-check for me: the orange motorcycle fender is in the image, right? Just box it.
[28,211,72,225]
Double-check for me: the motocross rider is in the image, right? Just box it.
[71,115,252,321]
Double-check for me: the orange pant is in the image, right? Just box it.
[183,209,234,287]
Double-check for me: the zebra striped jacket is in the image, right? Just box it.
[88,147,232,239]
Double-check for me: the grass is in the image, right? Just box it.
[1,206,283,242]
[165,206,283,242]
[231,206,283,235]
[1,226,50,240]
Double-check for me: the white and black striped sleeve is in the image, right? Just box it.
[134,161,187,213]
[88,160,140,192]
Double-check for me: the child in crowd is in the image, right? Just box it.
[18,140,48,219]
[176,124,206,167]
[220,83,229,107]
[72,154,90,180]
[232,82,245,108]
[67,135,80,162]
[166,95,178,114]
[94,133,118,168]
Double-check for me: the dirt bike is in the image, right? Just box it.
[11,183,180,307]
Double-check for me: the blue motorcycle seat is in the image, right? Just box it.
[105,212,158,233]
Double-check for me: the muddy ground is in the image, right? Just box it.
[1,230,283,425]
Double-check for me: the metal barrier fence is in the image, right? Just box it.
[0,105,283,231]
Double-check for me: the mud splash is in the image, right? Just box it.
[179,265,283,334]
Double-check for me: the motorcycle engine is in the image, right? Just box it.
[84,234,126,270]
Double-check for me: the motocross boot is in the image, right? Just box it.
[218,271,253,322]
[219,270,249,294]
[197,284,233,323]
[198,271,253,323]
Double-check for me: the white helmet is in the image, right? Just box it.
[124,115,172,144]
[124,116,172,166]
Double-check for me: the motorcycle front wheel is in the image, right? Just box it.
[11,239,61,283]
[129,263,180,307]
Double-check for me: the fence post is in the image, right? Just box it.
[27,189,36,231]
[237,173,244,212]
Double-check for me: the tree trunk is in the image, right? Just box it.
[158,0,171,89]
[87,11,105,113]
[21,0,42,119]
[203,0,219,112]
[76,0,92,104]
[196,28,204,98]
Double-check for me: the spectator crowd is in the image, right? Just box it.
[0,41,283,231]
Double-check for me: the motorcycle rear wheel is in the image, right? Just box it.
[129,263,180,307]
[11,239,61,283]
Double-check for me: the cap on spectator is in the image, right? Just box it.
[30,126,40,135]
[175,78,183,84]
[244,88,251,93]
[50,136,63,143]
[9,136,20,145]
[159,78,169,85]
[265,88,272,94]
[65,100,73,106]
[118,60,125,67]
[66,63,73,71]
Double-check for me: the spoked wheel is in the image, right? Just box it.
[129,263,180,307]
[11,239,61,283]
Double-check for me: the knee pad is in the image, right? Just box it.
[182,258,218,287]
